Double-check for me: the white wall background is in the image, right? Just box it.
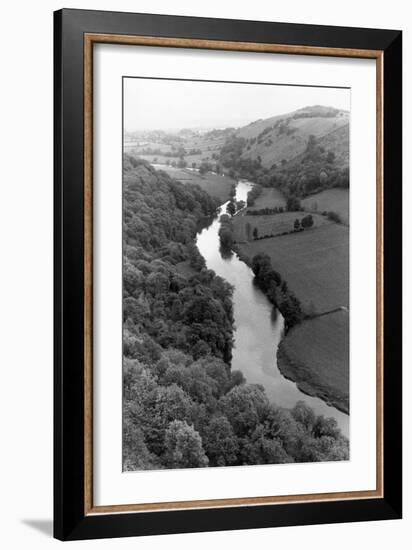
[0,1,408,548]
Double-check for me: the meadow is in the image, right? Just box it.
[237,223,349,314]
[237,221,349,413]
[152,165,236,202]
[277,310,349,413]
[233,211,330,243]
[248,187,286,210]
[302,188,349,224]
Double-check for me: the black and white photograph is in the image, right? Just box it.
[122,78,350,471]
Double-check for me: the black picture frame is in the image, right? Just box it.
[54,8,402,541]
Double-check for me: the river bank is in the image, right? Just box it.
[197,180,349,437]
[233,223,349,418]
[277,319,349,414]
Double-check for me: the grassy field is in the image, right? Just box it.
[232,211,330,243]
[152,165,235,203]
[237,221,349,413]
[277,310,349,413]
[133,130,229,167]
[237,223,349,314]
[236,107,349,169]
[139,153,216,167]
[248,187,286,210]
[302,188,349,224]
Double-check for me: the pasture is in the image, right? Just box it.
[302,188,349,224]
[232,211,330,243]
[248,187,286,210]
[278,310,349,413]
[237,223,349,314]
[152,165,236,202]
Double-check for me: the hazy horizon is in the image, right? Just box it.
[124,77,350,133]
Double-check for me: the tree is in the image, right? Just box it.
[326,150,336,164]
[199,161,213,174]
[226,201,236,216]
[294,218,300,231]
[286,196,301,212]
[220,384,269,437]
[291,401,316,432]
[240,427,291,464]
[312,415,340,439]
[145,384,195,455]
[164,420,209,468]
[220,227,233,247]
[236,200,245,212]
[306,134,317,156]
[253,227,258,240]
[319,170,328,185]
[301,214,314,229]
[123,423,160,471]
[177,156,187,168]
[203,416,239,466]
[326,211,342,224]
[245,222,252,241]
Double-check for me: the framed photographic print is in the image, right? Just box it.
[54,8,402,541]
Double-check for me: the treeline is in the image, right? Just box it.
[246,197,303,217]
[218,199,246,250]
[251,253,303,329]
[247,184,262,207]
[218,214,234,250]
[246,215,314,242]
[124,353,349,470]
[246,206,285,216]
[123,155,348,470]
[139,146,186,158]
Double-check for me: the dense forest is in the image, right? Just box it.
[123,155,349,470]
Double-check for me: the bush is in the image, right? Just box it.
[326,211,343,224]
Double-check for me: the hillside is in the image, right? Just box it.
[126,105,349,206]
[236,105,349,169]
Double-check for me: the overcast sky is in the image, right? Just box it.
[124,77,350,132]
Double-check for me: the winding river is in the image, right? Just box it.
[196,180,349,437]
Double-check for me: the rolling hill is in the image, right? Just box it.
[236,105,349,169]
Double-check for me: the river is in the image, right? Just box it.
[196,180,349,437]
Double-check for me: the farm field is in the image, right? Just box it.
[138,154,180,165]
[248,187,286,210]
[152,165,236,202]
[131,141,173,153]
[131,129,231,167]
[139,152,217,167]
[237,223,349,314]
[232,211,330,243]
[277,310,349,413]
[302,188,349,224]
